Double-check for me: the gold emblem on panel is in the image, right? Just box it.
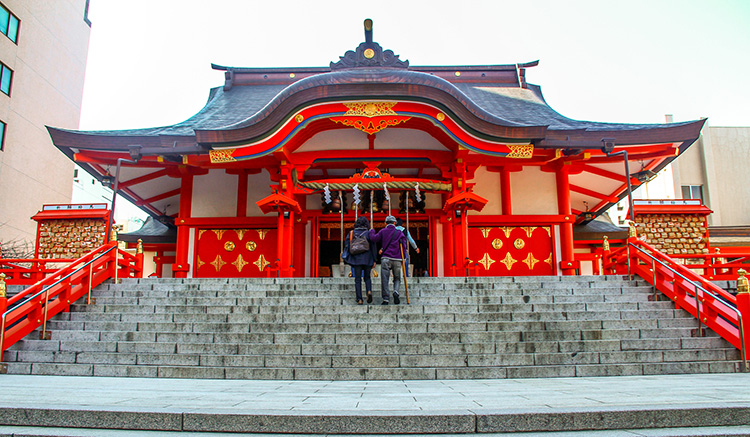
[197,257,205,269]
[521,226,536,238]
[513,238,525,250]
[478,253,496,270]
[480,227,492,238]
[500,253,516,270]
[254,254,270,272]
[212,229,226,240]
[210,255,226,272]
[499,226,513,239]
[246,241,257,251]
[523,253,539,270]
[235,229,247,241]
[544,254,553,266]
[257,229,269,240]
[224,241,235,252]
[232,254,249,272]
[491,238,503,250]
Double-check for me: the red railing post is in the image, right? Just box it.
[736,269,750,371]
[135,239,144,278]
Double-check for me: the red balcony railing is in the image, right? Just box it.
[0,241,143,368]
[602,238,749,372]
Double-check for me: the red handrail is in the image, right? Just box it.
[1,241,143,362]
[0,258,77,285]
[602,238,748,371]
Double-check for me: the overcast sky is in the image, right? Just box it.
[79,0,749,131]
[77,0,750,220]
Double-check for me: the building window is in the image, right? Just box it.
[0,4,19,43]
[681,185,703,202]
[0,120,6,151]
[0,63,11,95]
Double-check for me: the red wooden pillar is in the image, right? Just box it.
[501,167,512,215]
[173,174,193,278]
[556,166,576,275]
[236,170,248,218]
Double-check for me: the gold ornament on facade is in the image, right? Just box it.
[257,229,269,240]
[500,252,516,270]
[232,254,249,272]
[521,226,536,238]
[436,112,445,122]
[210,255,226,272]
[136,239,143,254]
[491,238,503,250]
[209,149,237,164]
[295,114,304,123]
[478,253,496,270]
[246,241,257,251]
[542,227,551,237]
[343,101,398,117]
[235,229,247,241]
[254,254,270,272]
[363,48,375,59]
[224,241,236,252]
[212,229,227,240]
[602,235,610,251]
[544,254,553,266]
[499,226,513,239]
[480,227,492,238]
[522,253,539,270]
[197,257,205,269]
[628,222,637,238]
[513,238,525,250]
[198,230,206,240]
[506,144,534,159]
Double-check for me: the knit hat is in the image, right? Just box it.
[385,215,396,224]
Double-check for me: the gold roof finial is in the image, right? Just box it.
[628,222,637,238]
[602,235,610,251]
[137,239,143,254]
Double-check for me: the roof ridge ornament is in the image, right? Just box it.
[330,19,409,70]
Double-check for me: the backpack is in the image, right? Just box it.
[349,230,370,255]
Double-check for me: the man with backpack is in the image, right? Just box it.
[369,215,407,305]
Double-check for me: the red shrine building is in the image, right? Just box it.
[47,20,704,279]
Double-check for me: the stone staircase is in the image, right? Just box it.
[2,275,741,379]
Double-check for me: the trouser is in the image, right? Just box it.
[352,264,372,302]
[380,258,401,302]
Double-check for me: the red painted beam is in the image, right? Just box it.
[570,184,618,202]
[119,170,169,189]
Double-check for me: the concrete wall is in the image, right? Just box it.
[672,125,750,226]
[0,0,90,243]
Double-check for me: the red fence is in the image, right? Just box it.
[603,238,749,371]
[1,241,143,363]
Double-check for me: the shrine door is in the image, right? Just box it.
[195,228,277,277]
[468,226,555,276]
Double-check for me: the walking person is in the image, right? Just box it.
[395,217,419,277]
[343,216,377,305]
[369,215,407,305]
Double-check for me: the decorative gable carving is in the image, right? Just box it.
[330,41,409,70]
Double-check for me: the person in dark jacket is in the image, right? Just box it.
[369,215,407,305]
[343,216,378,304]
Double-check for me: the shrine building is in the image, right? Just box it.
[47,20,704,279]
